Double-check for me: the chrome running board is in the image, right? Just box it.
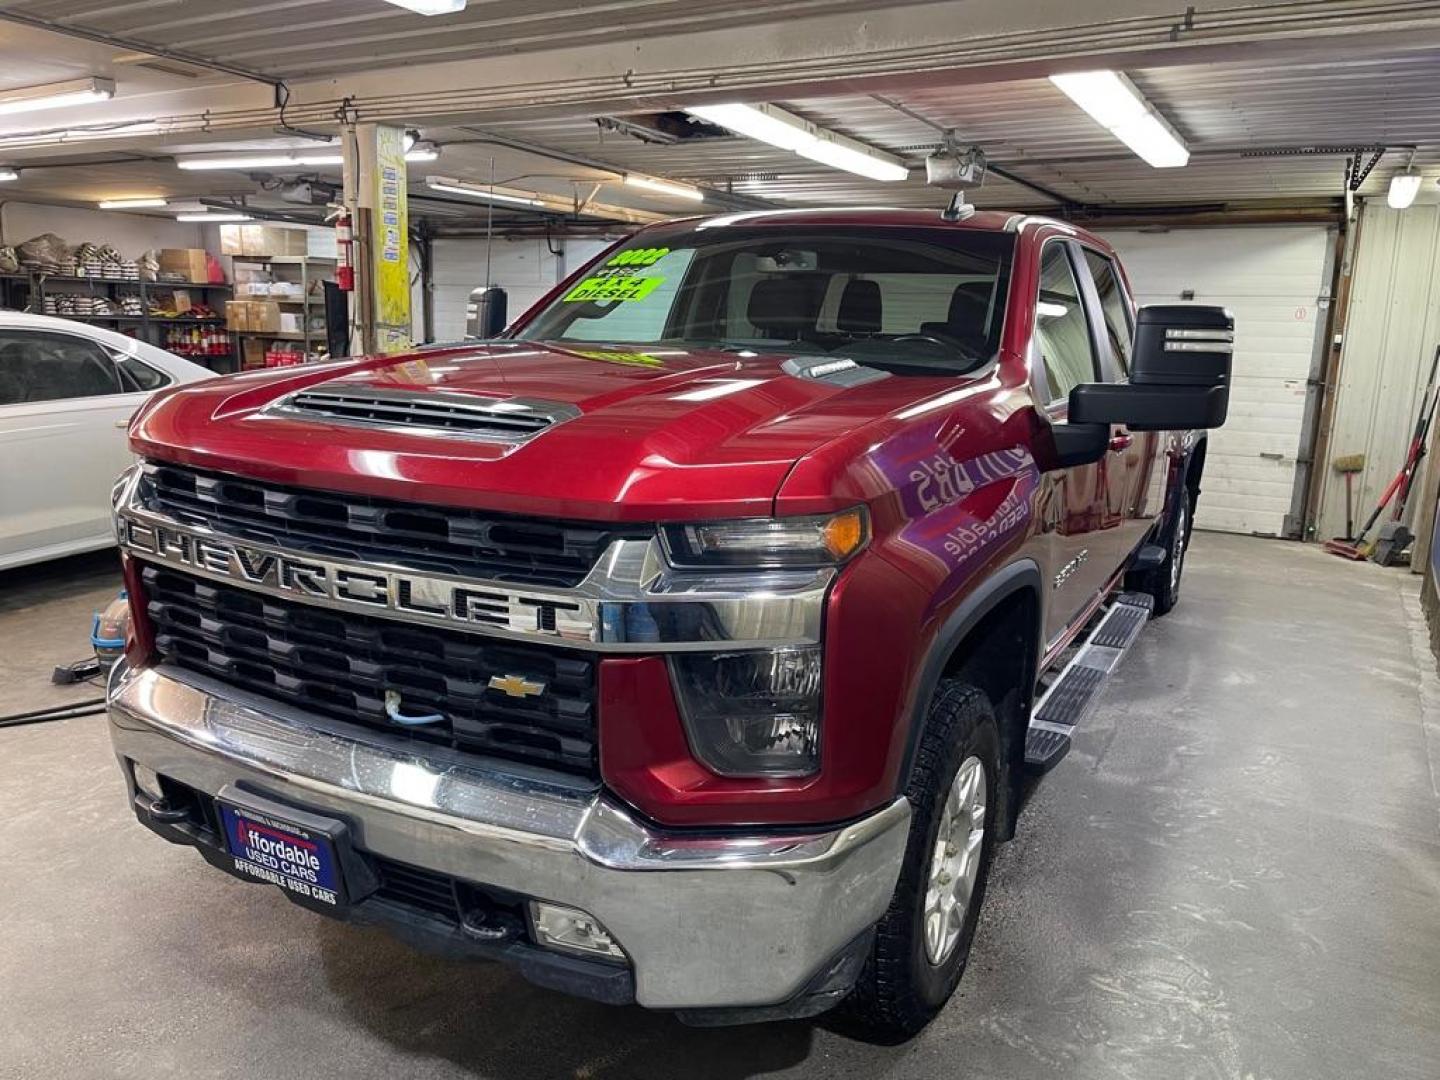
[1024,591,1154,770]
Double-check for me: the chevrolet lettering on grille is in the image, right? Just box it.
[118,514,593,642]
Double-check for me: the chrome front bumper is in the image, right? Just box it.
[108,663,910,1012]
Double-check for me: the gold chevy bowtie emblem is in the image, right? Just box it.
[488,674,547,699]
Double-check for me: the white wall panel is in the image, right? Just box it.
[421,236,613,342]
[1099,225,1332,536]
[1317,204,1440,545]
[0,201,202,258]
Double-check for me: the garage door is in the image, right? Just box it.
[423,238,612,341]
[1098,226,1333,536]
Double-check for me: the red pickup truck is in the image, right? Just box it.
[107,209,1230,1040]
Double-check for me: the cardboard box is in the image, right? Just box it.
[241,338,267,370]
[219,225,243,256]
[225,301,249,331]
[247,300,281,333]
[220,224,308,257]
[158,248,210,283]
[307,228,338,259]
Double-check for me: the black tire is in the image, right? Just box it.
[1136,488,1192,617]
[836,680,1001,1043]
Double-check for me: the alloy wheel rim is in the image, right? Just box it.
[1170,499,1187,594]
[923,755,987,966]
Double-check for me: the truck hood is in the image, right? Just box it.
[131,341,960,521]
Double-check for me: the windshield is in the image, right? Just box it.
[515,225,1015,374]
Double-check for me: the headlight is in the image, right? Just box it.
[660,507,868,569]
[669,646,822,777]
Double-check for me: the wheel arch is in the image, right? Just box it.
[1186,435,1207,490]
[896,559,1044,838]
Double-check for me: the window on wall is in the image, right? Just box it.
[1083,249,1134,377]
[0,332,124,406]
[1035,245,1099,403]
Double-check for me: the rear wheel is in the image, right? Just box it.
[1137,489,1192,617]
[837,680,1000,1043]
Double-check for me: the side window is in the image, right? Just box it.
[1082,249,1134,377]
[115,354,171,392]
[0,332,124,406]
[1035,245,1099,404]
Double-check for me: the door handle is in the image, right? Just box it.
[114,419,130,429]
[1108,433,1133,452]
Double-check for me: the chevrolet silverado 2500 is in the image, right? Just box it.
[107,209,1231,1040]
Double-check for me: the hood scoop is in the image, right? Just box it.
[266,386,580,444]
[781,355,890,388]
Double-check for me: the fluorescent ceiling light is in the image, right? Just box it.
[382,0,466,13]
[98,198,167,209]
[0,168,17,183]
[1389,172,1423,210]
[623,173,703,201]
[686,102,908,181]
[1049,70,1189,168]
[798,134,908,182]
[0,77,115,118]
[688,104,815,152]
[176,213,251,222]
[176,145,438,170]
[424,175,545,206]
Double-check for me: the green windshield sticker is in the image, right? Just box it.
[562,274,665,303]
[607,247,670,267]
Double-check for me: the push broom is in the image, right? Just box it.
[1330,453,1365,541]
[1325,345,1440,560]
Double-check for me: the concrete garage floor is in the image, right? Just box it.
[1,533,1438,1079]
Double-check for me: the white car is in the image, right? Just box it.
[0,312,215,571]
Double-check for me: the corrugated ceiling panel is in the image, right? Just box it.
[2,0,898,76]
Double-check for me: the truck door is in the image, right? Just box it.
[1032,241,1118,643]
[1077,246,1161,558]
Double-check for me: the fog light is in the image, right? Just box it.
[529,901,627,961]
[131,761,163,801]
[669,646,822,776]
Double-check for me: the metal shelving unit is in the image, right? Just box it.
[231,254,336,361]
[0,270,240,372]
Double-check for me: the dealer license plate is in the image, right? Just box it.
[219,802,344,907]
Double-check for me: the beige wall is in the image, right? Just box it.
[0,201,203,259]
[1317,204,1440,547]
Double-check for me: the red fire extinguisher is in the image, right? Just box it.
[335,212,354,292]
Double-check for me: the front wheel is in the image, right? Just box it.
[837,680,1000,1043]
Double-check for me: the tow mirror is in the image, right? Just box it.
[466,286,508,338]
[1068,304,1233,432]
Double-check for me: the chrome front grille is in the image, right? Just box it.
[138,461,632,589]
[269,386,580,443]
[144,566,600,778]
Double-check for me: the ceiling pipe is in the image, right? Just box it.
[455,126,777,210]
[0,11,283,92]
